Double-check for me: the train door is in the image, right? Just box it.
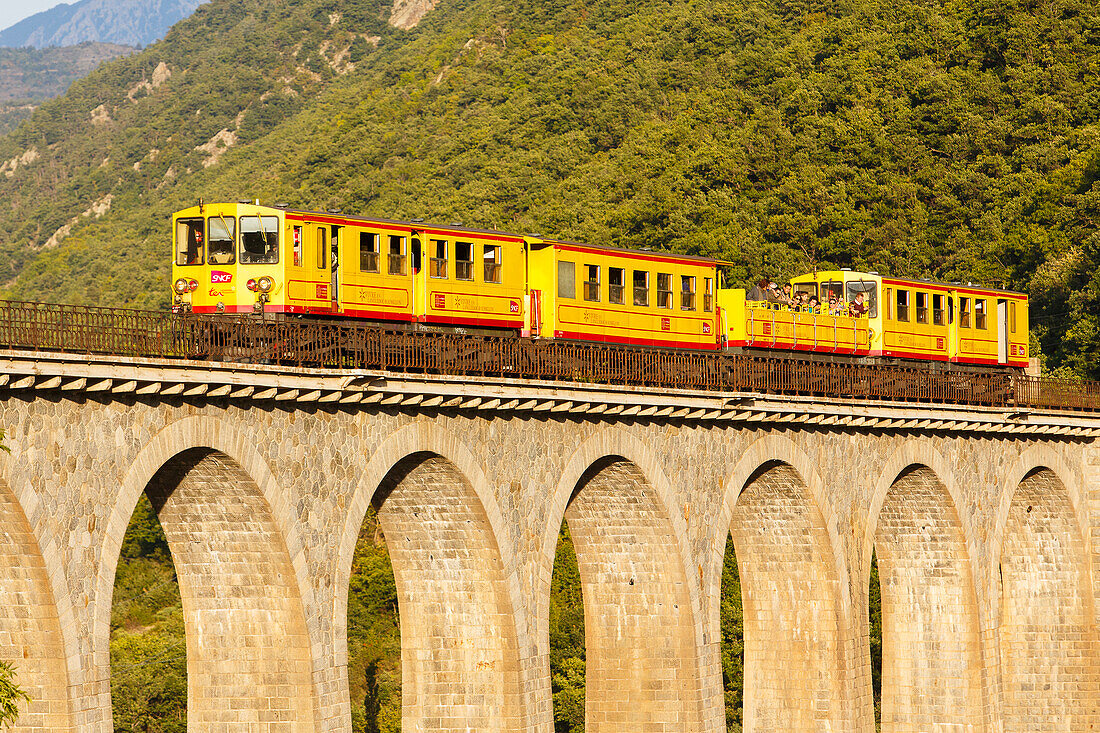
[330,225,341,311]
[997,298,1008,364]
[410,235,424,317]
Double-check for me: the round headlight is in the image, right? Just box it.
[173,278,189,294]
[187,279,199,292]
[257,276,275,293]
[246,278,258,292]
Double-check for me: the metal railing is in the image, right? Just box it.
[0,299,1094,412]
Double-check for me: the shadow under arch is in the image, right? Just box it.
[0,473,74,731]
[997,465,1100,729]
[870,462,983,731]
[99,416,321,731]
[336,422,526,732]
[710,435,853,732]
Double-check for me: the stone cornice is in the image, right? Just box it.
[1,349,1096,438]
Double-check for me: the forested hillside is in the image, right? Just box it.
[0,0,1098,374]
[0,43,136,135]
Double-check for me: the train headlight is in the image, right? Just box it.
[257,276,275,293]
[187,279,199,292]
[173,278,189,294]
[246,278,258,292]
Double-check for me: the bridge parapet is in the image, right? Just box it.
[2,349,1097,438]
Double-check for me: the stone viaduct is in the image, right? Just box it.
[0,348,1098,732]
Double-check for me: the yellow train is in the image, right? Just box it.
[171,202,1029,369]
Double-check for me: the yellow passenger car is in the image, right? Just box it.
[722,270,1030,368]
[172,203,527,329]
[526,240,721,349]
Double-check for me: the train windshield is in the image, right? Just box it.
[240,215,279,264]
[175,218,204,265]
[846,280,878,317]
[207,215,235,265]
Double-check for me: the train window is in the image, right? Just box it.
[484,245,501,283]
[609,268,625,304]
[633,271,650,307]
[1009,301,1017,333]
[207,215,235,265]
[292,226,303,266]
[175,218,204,265]
[948,296,954,324]
[896,289,910,322]
[975,299,987,329]
[681,275,696,311]
[240,215,279,264]
[959,297,971,328]
[315,227,326,269]
[656,273,672,308]
[584,265,600,302]
[389,236,406,275]
[455,242,474,281]
[845,281,878,317]
[794,282,817,300]
[821,281,843,302]
[932,294,945,325]
[558,261,575,299]
[703,277,714,312]
[430,239,447,278]
[360,232,379,273]
[915,292,928,324]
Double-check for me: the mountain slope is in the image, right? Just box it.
[0,0,207,49]
[1,0,1100,375]
[0,42,136,134]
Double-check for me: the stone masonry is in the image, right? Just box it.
[0,351,1098,732]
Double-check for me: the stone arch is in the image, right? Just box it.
[867,453,983,731]
[710,434,851,732]
[538,428,704,732]
[0,471,74,731]
[99,416,320,730]
[337,421,525,732]
[996,465,1100,729]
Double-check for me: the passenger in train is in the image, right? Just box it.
[808,295,821,313]
[849,291,868,317]
[779,282,795,306]
[765,281,784,304]
[747,279,768,301]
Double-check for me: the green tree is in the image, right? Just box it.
[0,661,30,728]
[720,535,743,732]
[549,522,585,732]
[870,551,882,729]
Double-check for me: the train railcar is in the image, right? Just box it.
[785,270,1028,368]
[171,202,528,330]
[526,240,720,349]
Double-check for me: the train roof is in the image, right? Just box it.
[795,269,1027,297]
[532,238,733,267]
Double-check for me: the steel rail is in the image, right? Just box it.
[0,299,1091,412]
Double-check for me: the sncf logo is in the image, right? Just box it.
[210,271,233,284]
